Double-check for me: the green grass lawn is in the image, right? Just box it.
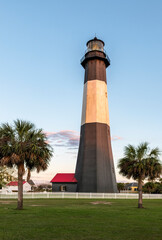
[0,199,162,240]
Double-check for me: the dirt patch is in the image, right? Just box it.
[90,201,112,205]
[30,204,47,207]
[0,201,16,204]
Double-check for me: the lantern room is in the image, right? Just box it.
[86,37,105,53]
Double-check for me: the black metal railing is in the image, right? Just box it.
[80,49,110,64]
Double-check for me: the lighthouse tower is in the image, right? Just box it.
[75,37,117,193]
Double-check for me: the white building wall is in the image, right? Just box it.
[23,182,31,192]
[3,182,31,192]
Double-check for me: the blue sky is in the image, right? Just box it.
[0,0,162,182]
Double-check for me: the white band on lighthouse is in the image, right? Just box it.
[81,80,110,126]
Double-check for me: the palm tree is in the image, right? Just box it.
[0,120,53,210]
[143,182,155,194]
[117,183,125,193]
[118,142,161,208]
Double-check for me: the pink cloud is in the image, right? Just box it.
[44,131,56,136]
[44,130,80,149]
[111,136,123,141]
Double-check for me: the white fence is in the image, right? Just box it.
[0,192,162,199]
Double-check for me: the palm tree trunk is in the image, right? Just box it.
[138,178,143,208]
[17,163,24,210]
[27,168,31,182]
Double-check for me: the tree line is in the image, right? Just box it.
[117,180,162,194]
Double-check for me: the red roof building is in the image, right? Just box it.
[7,181,26,186]
[5,181,32,192]
[50,173,77,192]
[50,173,77,183]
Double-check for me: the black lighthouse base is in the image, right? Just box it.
[75,122,118,193]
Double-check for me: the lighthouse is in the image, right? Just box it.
[75,37,118,193]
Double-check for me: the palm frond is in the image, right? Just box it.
[136,142,149,160]
[149,147,161,158]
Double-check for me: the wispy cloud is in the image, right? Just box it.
[44,130,79,149]
[111,136,123,141]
